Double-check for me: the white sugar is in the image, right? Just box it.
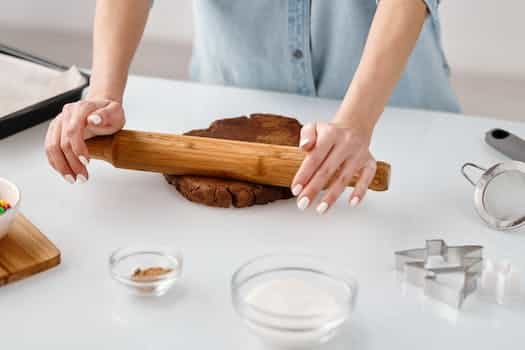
[245,278,341,317]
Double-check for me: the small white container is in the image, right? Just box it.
[0,178,20,239]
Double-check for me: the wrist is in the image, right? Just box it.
[86,85,123,103]
[332,105,378,138]
[333,83,385,135]
[87,71,127,103]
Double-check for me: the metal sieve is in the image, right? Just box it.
[461,161,525,231]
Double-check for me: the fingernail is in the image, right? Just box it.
[64,174,75,184]
[87,114,102,125]
[79,155,89,166]
[76,174,88,184]
[297,196,310,211]
[299,138,309,148]
[350,197,360,207]
[316,201,329,215]
[291,184,303,196]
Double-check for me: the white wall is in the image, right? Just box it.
[440,0,525,79]
[2,0,524,79]
[1,1,193,43]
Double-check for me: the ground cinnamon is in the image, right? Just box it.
[132,267,173,281]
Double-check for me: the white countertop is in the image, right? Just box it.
[1,76,524,349]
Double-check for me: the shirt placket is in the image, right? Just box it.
[287,0,315,96]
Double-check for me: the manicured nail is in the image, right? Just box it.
[316,202,329,215]
[350,197,360,207]
[79,155,89,166]
[87,114,102,125]
[299,138,309,148]
[64,174,75,184]
[292,184,303,196]
[76,174,88,184]
[297,196,310,211]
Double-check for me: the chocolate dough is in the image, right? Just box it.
[164,114,302,208]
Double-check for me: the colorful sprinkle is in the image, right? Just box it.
[0,199,11,215]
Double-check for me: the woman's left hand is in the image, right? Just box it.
[291,121,377,214]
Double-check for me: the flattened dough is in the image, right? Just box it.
[165,114,302,208]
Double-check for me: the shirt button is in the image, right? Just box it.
[292,49,304,59]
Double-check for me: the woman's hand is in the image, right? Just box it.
[290,0,428,209]
[289,0,428,212]
[44,98,125,184]
[291,121,377,214]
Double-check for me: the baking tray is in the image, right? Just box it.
[0,44,90,139]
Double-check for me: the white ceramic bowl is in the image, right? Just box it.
[0,178,20,239]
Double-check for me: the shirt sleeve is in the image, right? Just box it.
[421,0,440,18]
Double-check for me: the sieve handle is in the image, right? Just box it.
[461,163,487,186]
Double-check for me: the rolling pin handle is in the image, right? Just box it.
[86,135,115,163]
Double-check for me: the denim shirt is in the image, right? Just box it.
[188,0,461,113]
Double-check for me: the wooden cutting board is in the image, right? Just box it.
[0,213,60,286]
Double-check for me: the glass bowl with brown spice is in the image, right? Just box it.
[109,246,183,296]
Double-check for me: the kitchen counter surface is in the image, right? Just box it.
[1,76,524,349]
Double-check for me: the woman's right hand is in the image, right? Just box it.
[45,98,125,184]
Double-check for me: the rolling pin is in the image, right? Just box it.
[86,130,391,191]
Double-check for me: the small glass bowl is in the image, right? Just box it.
[232,254,358,349]
[109,246,183,296]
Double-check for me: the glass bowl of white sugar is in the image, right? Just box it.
[231,254,358,349]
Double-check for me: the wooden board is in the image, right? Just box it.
[0,213,60,286]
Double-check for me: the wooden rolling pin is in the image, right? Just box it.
[86,130,391,191]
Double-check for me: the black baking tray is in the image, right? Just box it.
[0,44,90,139]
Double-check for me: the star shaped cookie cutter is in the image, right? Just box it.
[395,240,483,308]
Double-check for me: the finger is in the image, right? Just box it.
[298,144,351,211]
[45,117,75,183]
[66,101,103,165]
[45,119,57,167]
[349,159,377,207]
[291,126,336,197]
[85,101,124,136]
[298,122,316,151]
[60,121,89,183]
[316,159,355,215]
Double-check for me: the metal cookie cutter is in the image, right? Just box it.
[461,161,525,231]
[395,240,483,308]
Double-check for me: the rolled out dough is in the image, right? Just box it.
[164,114,302,208]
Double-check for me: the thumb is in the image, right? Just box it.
[85,102,125,137]
[299,122,316,151]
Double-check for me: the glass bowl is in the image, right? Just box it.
[109,246,183,296]
[231,254,358,349]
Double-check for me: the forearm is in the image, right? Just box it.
[334,0,427,132]
[88,0,151,102]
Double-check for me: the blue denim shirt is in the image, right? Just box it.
[188,0,461,113]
